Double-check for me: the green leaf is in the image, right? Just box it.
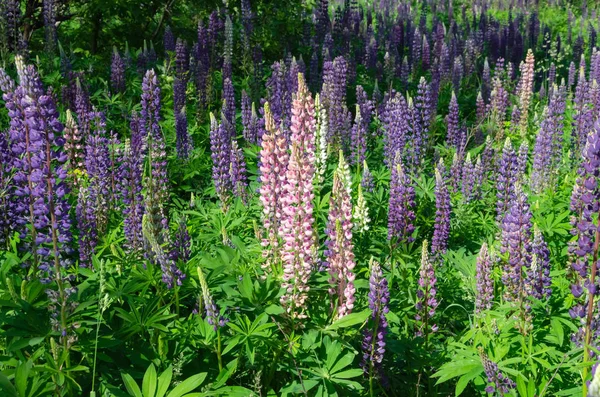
[332,369,363,379]
[0,372,18,397]
[325,310,370,331]
[156,366,173,397]
[264,305,284,315]
[166,373,206,397]
[15,360,31,397]
[122,373,143,397]
[142,364,157,397]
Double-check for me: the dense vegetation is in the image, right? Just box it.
[0,0,599,395]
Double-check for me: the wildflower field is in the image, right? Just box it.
[0,0,599,395]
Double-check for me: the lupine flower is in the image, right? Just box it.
[515,141,528,182]
[461,153,477,202]
[141,70,169,243]
[573,67,594,154]
[314,93,329,184]
[230,139,248,201]
[222,15,233,80]
[445,92,463,152]
[432,166,451,257]
[119,115,144,254]
[450,152,462,194]
[413,77,431,166]
[529,225,551,301]
[222,77,236,131]
[75,78,92,138]
[76,184,96,267]
[490,72,509,128]
[353,184,370,234]
[517,49,535,135]
[3,0,20,51]
[325,152,356,319]
[241,90,255,143]
[175,107,192,159]
[500,184,534,332]
[85,111,111,235]
[475,243,494,314]
[111,48,126,94]
[163,25,175,53]
[479,348,516,394]
[568,61,576,90]
[63,110,84,174]
[43,0,56,52]
[259,102,289,271]
[321,56,350,146]
[143,215,185,289]
[388,158,415,243]
[350,105,366,166]
[171,217,191,263]
[361,259,389,381]
[496,138,517,222]
[210,113,232,204]
[0,129,12,245]
[279,74,316,320]
[416,240,439,338]
[266,61,288,132]
[173,40,189,115]
[531,85,566,192]
[361,161,374,193]
[356,85,374,136]
[382,93,410,166]
[476,91,486,123]
[482,135,495,175]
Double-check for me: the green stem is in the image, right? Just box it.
[217,329,223,372]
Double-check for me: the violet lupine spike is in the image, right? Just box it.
[531,85,566,192]
[361,161,374,193]
[0,128,12,245]
[500,184,533,311]
[349,105,366,166]
[75,78,92,138]
[490,72,509,129]
[387,158,415,244]
[222,15,233,81]
[259,102,289,272]
[479,348,517,394]
[111,47,126,94]
[173,40,189,114]
[361,259,389,381]
[43,0,56,52]
[356,85,374,138]
[321,56,350,147]
[530,225,551,301]
[573,67,594,155]
[476,91,486,123]
[175,107,192,159]
[569,121,600,352]
[197,266,225,330]
[382,93,410,166]
[230,139,248,201]
[222,77,236,131]
[210,113,233,204]
[496,138,517,222]
[143,215,185,289]
[413,77,431,165]
[461,153,477,203]
[141,70,169,243]
[241,90,252,142]
[415,240,439,338]
[450,152,462,194]
[445,91,461,151]
[515,141,528,182]
[475,243,494,314]
[279,74,317,320]
[266,61,288,133]
[76,185,96,267]
[325,152,356,319]
[119,115,144,254]
[482,135,495,176]
[170,217,191,263]
[163,25,175,53]
[431,167,450,257]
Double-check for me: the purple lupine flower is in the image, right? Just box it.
[325,152,356,319]
[195,21,210,110]
[445,91,462,151]
[230,139,248,201]
[482,58,491,102]
[76,184,96,267]
[479,349,516,394]
[241,90,252,140]
[568,61,576,89]
[111,48,126,94]
[432,166,451,257]
[222,15,233,81]
[482,135,495,175]
[349,105,366,166]
[173,40,189,114]
[356,85,374,137]
[382,92,410,166]
[496,138,517,222]
[416,240,439,338]
[0,128,13,245]
[210,113,232,204]
[452,56,463,92]
[259,103,289,271]
[266,61,288,133]
[573,67,594,154]
[75,77,92,138]
[531,85,566,192]
[361,161,374,193]
[361,259,389,381]
[119,114,145,254]
[475,243,494,314]
[163,25,175,53]
[197,267,226,331]
[175,107,192,159]
[515,141,528,182]
[321,56,351,146]
[500,184,533,310]
[170,217,191,263]
[490,71,509,127]
[476,91,486,123]
[141,70,169,243]
[222,77,236,131]
[530,226,551,301]
[413,77,431,167]
[461,153,477,202]
[3,0,20,51]
[388,157,415,244]
[279,74,316,320]
[43,0,56,52]
[143,215,185,289]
